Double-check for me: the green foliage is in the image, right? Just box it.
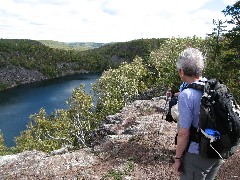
[218,1,240,102]
[0,131,6,152]
[224,3,240,49]
[102,161,134,180]
[147,37,208,91]
[0,83,10,91]
[103,169,124,180]
[93,56,149,117]
[67,84,97,147]
[15,108,63,152]
[0,131,18,156]
[92,38,167,64]
[220,55,240,102]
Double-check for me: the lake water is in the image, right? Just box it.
[0,73,101,147]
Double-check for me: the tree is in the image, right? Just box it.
[147,37,208,91]
[93,56,149,117]
[204,19,227,80]
[222,1,240,57]
[221,1,240,101]
[207,19,227,62]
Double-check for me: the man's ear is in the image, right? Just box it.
[179,68,184,77]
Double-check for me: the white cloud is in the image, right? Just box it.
[0,0,234,43]
[223,0,237,5]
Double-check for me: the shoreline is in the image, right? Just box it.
[0,65,91,91]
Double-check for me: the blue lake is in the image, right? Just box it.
[0,73,101,147]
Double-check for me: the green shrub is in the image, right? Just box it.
[93,56,149,117]
[0,131,6,152]
[0,83,9,91]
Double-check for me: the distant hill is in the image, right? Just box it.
[39,40,106,51]
[67,42,106,49]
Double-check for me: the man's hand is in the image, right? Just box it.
[173,159,182,175]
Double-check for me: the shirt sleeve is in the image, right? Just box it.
[178,89,194,129]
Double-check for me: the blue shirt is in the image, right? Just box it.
[178,78,206,154]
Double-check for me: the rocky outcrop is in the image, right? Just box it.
[0,65,46,88]
[0,64,89,89]
[0,98,239,179]
[0,149,98,179]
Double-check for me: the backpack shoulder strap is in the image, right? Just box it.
[186,83,204,92]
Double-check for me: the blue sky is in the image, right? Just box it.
[0,0,237,43]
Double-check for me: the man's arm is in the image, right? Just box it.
[173,127,190,173]
[176,127,190,158]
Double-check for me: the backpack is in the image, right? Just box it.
[187,79,240,159]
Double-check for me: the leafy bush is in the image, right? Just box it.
[0,131,18,155]
[0,131,6,152]
[66,84,97,147]
[15,108,63,152]
[93,56,149,117]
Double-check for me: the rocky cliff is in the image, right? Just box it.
[0,98,239,179]
[0,65,46,88]
[0,65,89,89]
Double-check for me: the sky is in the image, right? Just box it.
[0,0,237,43]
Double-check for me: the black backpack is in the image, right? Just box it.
[187,79,240,159]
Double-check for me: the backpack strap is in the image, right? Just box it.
[185,82,205,92]
[182,80,206,152]
[185,125,201,150]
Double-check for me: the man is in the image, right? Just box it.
[173,48,223,180]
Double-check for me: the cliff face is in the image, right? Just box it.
[0,65,89,89]
[0,66,46,88]
[0,98,239,179]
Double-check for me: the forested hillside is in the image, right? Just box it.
[0,38,166,90]
[39,40,106,51]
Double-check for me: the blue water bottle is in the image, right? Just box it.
[205,128,220,139]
